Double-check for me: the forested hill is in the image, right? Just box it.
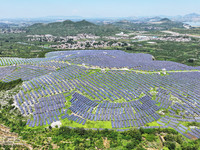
[113,18,184,31]
[25,20,121,36]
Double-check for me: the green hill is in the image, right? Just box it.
[160,18,171,22]
[25,20,121,36]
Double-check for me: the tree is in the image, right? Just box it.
[127,129,142,141]
[126,142,138,150]
[165,141,176,150]
[136,145,146,150]
[74,128,86,137]
[176,135,183,144]
[74,139,80,146]
[101,128,109,136]
[164,134,175,142]
[57,126,71,136]
[89,137,94,146]
[139,127,144,134]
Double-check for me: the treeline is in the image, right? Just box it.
[19,126,200,150]
[53,127,200,150]
[124,40,200,66]
[0,79,22,91]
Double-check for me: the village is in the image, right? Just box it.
[26,32,192,49]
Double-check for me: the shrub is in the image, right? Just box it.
[146,134,157,142]
[164,141,176,150]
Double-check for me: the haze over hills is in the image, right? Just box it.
[171,13,200,22]
[1,13,200,25]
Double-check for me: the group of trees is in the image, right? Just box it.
[0,79,22,91]
[172,28,200,35]
[0,34,55,58]
[16,125,199,150]
[164,134,199,150]
[125,40,200,66]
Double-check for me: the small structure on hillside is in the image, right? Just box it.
[101,68,106,73]
[162,68,166,75]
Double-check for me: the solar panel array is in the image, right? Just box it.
[0,57,55,66]
[0,66,16,79]
[46,50,200,71]
[1,50,199,139]
[2,65,54,82]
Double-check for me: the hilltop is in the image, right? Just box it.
[25,20,121,36]
[160,18,171,22]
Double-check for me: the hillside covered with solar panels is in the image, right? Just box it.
[1,50,200,140]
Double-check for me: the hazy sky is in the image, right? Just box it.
[0,0,200,18]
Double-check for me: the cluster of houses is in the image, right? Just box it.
[27,33,131,49]
[27,33,134,42]
[26,32,193,50]
[27,34,100,42]
[50,40,130,49]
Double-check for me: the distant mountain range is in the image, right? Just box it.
[0,17,182,36]
[184,13,200,18]
[112,18,185,31]
[171,13,200,22]
[0,13,200,30]
[25,20,121,36]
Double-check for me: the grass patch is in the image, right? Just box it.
[61,119,112,129]
[24,123,49,130]
[143,133,158,142]
[146,121,161,127]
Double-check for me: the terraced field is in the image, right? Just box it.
[1,50,200,140]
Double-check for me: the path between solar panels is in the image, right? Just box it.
[78,63,200,74]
